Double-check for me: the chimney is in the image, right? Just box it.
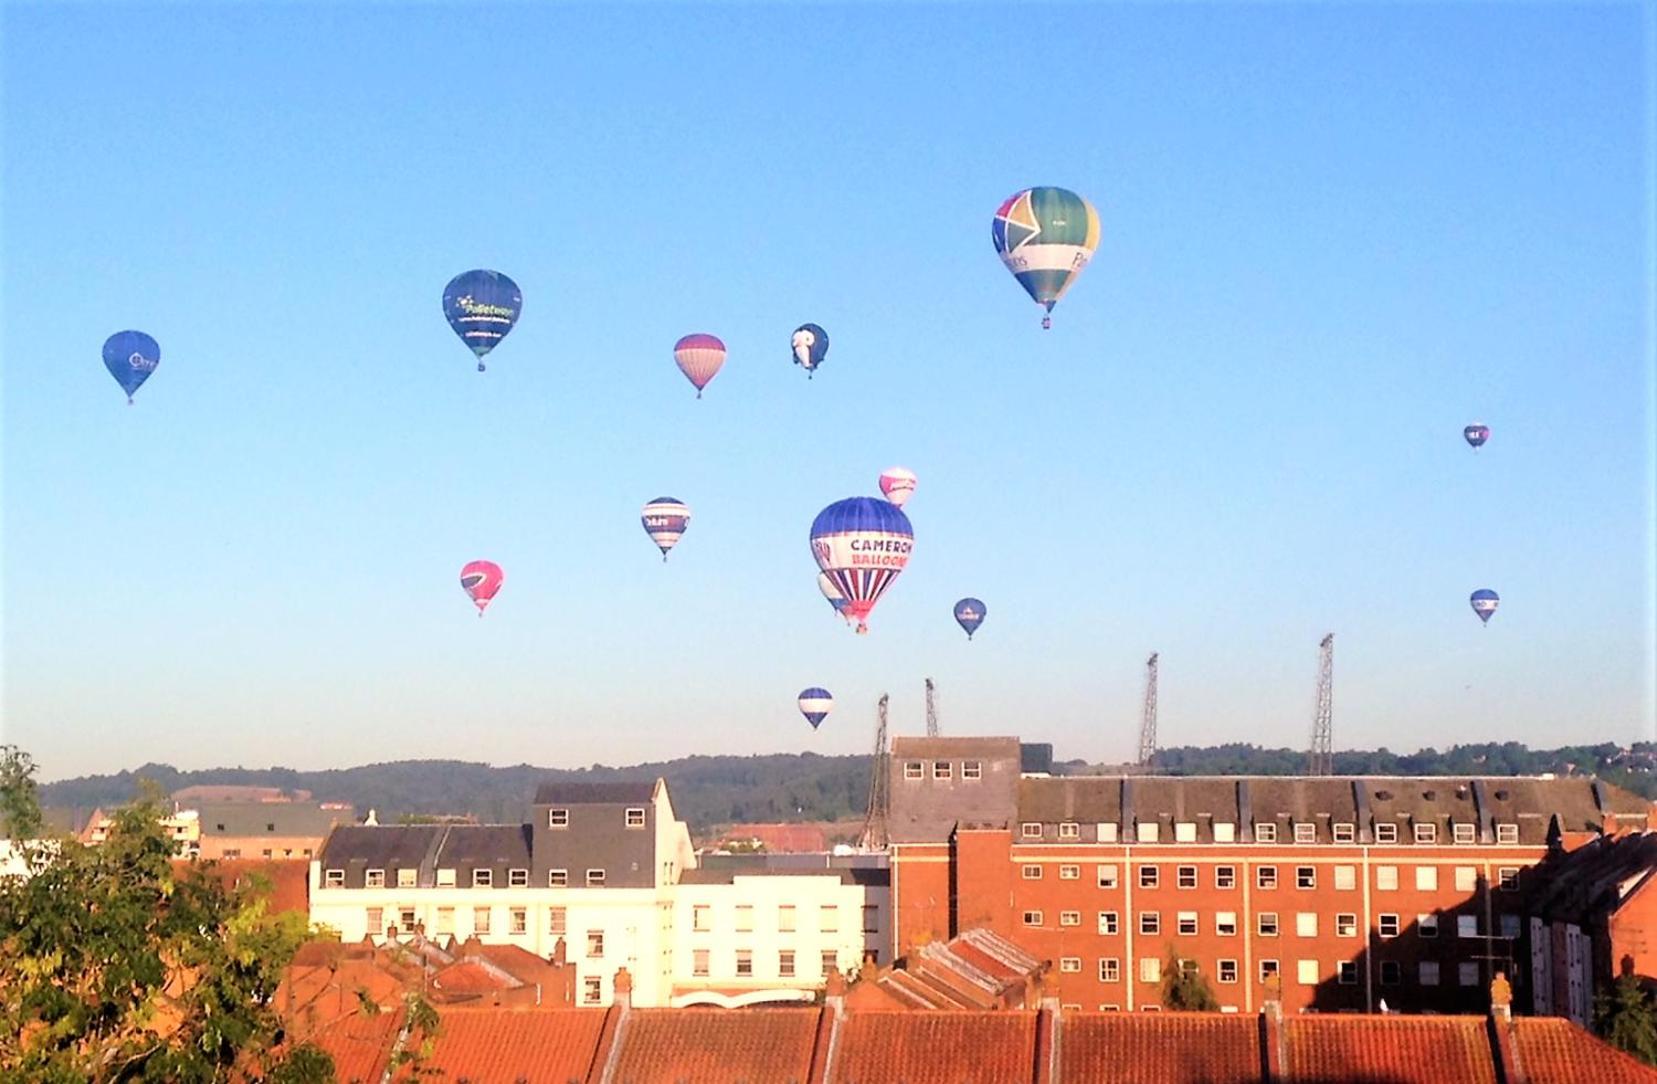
[551,936,567,967]
[364,808,378,827]
[613,966,633,1008]
[1486,973,1526,1084]
[1259,978,1286,1081]
[1033,972,1062,1084]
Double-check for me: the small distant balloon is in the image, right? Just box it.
[817,571,852,623]
[460,560,504,617]
[1464,423,1490,451]
[442,270,522,372]
[954,598,987,640]
[641,497,692,561]
[1470,589,1500,625]
[674,334,726,398]
[102,330,160,404]
[991,186,1101,329]
[798,687,833,730]
[791,324,829,378]
[879,467,917,508]
[810,496,914,635]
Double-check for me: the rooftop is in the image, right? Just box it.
[534,780,657,805]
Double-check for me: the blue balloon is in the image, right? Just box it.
[798,687,833,730]
[953,597,987,640]
[791,323,830,378]
[442,270,522,372]
[810,497,915,635]
[102,331,160,404]
[1470,589,1500,625]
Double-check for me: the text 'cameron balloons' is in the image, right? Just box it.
[443,270,522,372]
[798,687,833,730]
[879,467,917,508]
[103,331,160,404]
[992,186,1100,329]
[642,497,692,561]
[791,324,829,378]
[1464,423,1490,450]
[818,571,851,622]
[954,598,987,640]
[460,560,504,617]
[1470,589,1500,625]
[674,334,726,398]
[810,497,914,635]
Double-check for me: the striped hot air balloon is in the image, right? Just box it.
[991,186,1100,328]
[879,467,917,508]
[674,333,726,398]
[641,497,691,561]
[817,571,852,623]
[797,687,833,730]
[1464,423,1490,451]
[810,497,914,635]
[1470,589,1500,625]
[459,560,504,616]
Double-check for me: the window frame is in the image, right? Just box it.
[472,868,493,888]
[1294,823,1317,844]
[324,868,345,888]
[1378,913,1400,939]
[509,868,529,888]
[1258,912,1279,937]
[1059,863,1080,880]
[1098,911,1119,936]
[1021,822,1043,839]
[1332,823,1355,844]
[1139,864,1159,889]
[1215,866,1236,890]
[1099,958,1121,983]
[549,868,568,887]
[933,761,952,781]
[365,869,386,888]
[1335,913,1357,938]
[904,761,924,781]
[1022,863,1043,881]
[1176,865,1198,890]
[1139,911,1160,936]
[1257,865,1278,890]
[1296,866,1316,890]
[548,808,569,829]
[962,760,982,780]
[1255,822,1278,843]
[1058,821,1080,839]
[1495,823,1519,845]
[1374,822,1399,844]
[1097,864,1119,889]
[1453,823,1476,845]
[1022,910,1044,928]
[625,807,646,829]
[585,868,606,888]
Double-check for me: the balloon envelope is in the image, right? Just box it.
[879,467,917,508]
[798,687,833,730]
[810,497,914,634]
[102,330,160,402]
[991,186,1100,326]
[954,597,987,639]
[791,323,829,376]
[1470,589,1500,624]
[642,497,692,559]
[1464,424,1490,449]
[674,334,726,397]
[443,270,522,371]
[817,571,851,620]
[460,560,505,615]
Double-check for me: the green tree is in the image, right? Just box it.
[0,745,331,1083]
[1161,951,1220,1011]
[1596,973,1657,1066]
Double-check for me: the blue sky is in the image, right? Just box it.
[2,4,1652,782]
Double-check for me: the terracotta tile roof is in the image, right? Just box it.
[1064,1011,1261,1084]
[1281,1015,1497,1084]
[307,1009,404,1084]
[828,1011,1038,1083]
[190,858,310,914]
[1512,1017,1657,1083]
[609,1007,821,1083]
[397,1008,608,1083]
[719,823,832,853]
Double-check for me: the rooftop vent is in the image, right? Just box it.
[1455,786,1469,800]
[1423,789,1438,801]
[1494,789,1511,801]
[1374,790,1393,801]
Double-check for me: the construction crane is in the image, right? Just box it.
[1137,653,1159,770]
[1308,633,1334,776]
[859,693,891,851]
[925,677,939,738]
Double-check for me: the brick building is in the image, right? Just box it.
[888,735,1653,1016]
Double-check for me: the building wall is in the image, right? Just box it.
[200,834,324,861]
[529,795,657,889]
[1609,876,1657,982]
[891,842,952,953]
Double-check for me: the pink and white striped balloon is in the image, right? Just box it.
[879,466,917,508]
[674,333,726,398]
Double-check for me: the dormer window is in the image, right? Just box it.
[1098,823,1118,843]
[1136,822,1159,844]
[625,808,646,829]
[1255,823,1278,844]
[1059,822,1080,839]
[1453,823,1476,845]
[1021,822,1043,839]
[473,869,493,888]
[1294,823,1317,844]
[1174,822,1197,843]
[548,808,569,829]
[1213,822,1236,843]
[586,869,606,887]
[1414,823,1437,845]
[397,868,416,888]
[365,869,385,888]
[509,868,529,887]
[324,869,344,888]
[437,868,456,887]
[549,869,568,887]
[1332,823,1355,844]
[1374,823,1398,844]
[1495,823,1519,845]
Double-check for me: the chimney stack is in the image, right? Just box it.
[613,966,633,1008]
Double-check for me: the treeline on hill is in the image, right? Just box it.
[37,740,1657,832]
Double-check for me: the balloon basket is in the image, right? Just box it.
[1041,315,1052,330]
[477,361,487,373]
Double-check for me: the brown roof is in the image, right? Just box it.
[1280,1015,1497,1084]
[1064,1012,1262,1084]
[307,1009,404,1084]
[828,1011,1038,1083]
[719,823,832,853]
[1511,1017,1657,1084]
[610,1007,820,1083]
[190,858,309,915]
[400,1008,608,1083]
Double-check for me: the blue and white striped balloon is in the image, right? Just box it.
[1470,589,1500,625]
[641,497,691,561]
[798,687,834,729]
[810,497,914,635]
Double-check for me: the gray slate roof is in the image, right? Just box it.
[194,801,354,839]
[533,780,656,805]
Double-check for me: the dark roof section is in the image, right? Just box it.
[318,825,444,870]
[193,800,354,839]
[533,780,657,805]
[678,866,889,887]
[433,825,532,869]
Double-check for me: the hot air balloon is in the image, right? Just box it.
[1470,589,1500,625]
[674,334,726,398]
[443,270,522,372]
[879,467,917,509]
[460,560,504,616]
[798,687,833,730]
[810,497,914,635]
[817,571,852,623]
[102,331,160,404]
[954,598,987,640]
[791,323,829,378]
[641,497,692,561]
[991,186,1100,329]
[1464,423,1490,451]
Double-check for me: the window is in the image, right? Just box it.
[862,905,879,933]
[548,808,568,828]
[508,868,528,887]
[1021,822,1042,839]
[779,904,796,932]
[1380,961,1401,986]
[1060,956,1082,973]
[587,930,604,957]
[1023,910,1044,927]
[437,868,457,887]
[1098,823,1119,843]
[692,949,710,976]
[1097,864,1119,889]
[549,869,568,887]
[436,907,454,934]
[1059,864,1080,880]
[1459,962,1480,986]
[779,950,796,978]
[1256,823,1278,843]
[962,761,982,780]
[1333,823,1355,844]
[1374,822,1399,844]
[223,849,241,859]
[1295,913,1318,938]
[904,761,924,780]
[1139,912,1160,935]
[1454,866,1477,892]
[1136,822,1160,843]
[625,807,646,828]
[1334,865,1356,891]
[1059,822,1080,840]
[735,905,754,932]
[549,907,566,935]
[1339,961,1358,985]
[324,869,344,888]
[1218,959,1239,984]
[1257,866,1278,890]
[1458,915,1479,939]
[1376,866,1398,891]
[397,867,416,888]
[1415,866,1438,891]
[1296,866,1316,890]
[1419,913,1438,938]
[1099,958,1120,982]
[473,907,492,935]
[1379,913,1400,938]
[1139,865,1159,889]
[1496,823,1519,845]
[1294,823,1317,844]
[1216,866,1236,890]
[365,869,386,888]
[1258,912,1279,937]
[735,949,753,976]
[1453,823,1476,845]
[690,904,712,932]
[821,951,839,977]
[1498,867,1520,892]
[265,822,276,833]
[1141,958,1162,983]
[1216,911,1237,936]
[1213,822,1236,843]
[583,977,602,1004]
[1060,910,1081,927]
[1501,913,1521,939]
[400,907,416,931]
[933,761,951,780]
[1297,960,1319,986]
[510,907,527,935]
[1177,912,1198,936]
[1022,864,1043,880]
[586,869,605,888]
[473,869,493,888]
[366,906,383,934]
[820,904,839,932]
[1336,913,1357,938]
[1414,823,1437,845]
[1259,959,1280,983]
[1098,911,1119,935]
[1174,821,1197,842]
[1420,961,1440,986]
[1177,865,1197,889]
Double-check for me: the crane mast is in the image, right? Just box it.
[925,677,939,738]
[1308,633,1334,776]
[1137,653,1160,770]
[859,693,891,850]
